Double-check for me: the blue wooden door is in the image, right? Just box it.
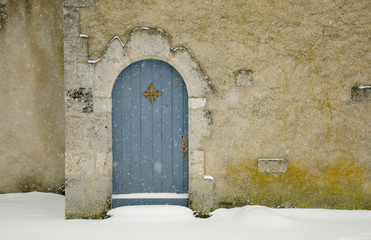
[112,60,188,207]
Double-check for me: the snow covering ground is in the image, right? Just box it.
[0,192,370,240]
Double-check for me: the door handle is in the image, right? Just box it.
[179,135,188,157]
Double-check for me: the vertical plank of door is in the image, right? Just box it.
[182,76,189,192]
[152,60,163,192]
[130,62,141,193]
[121,69,132,194]
[172,68,184,193]
[112,72,122,194]
[161,62,173,192]
[140,60,153,192]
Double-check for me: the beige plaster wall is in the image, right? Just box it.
[80,0,370,209]
[0,0,64,193]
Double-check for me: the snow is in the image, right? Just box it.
[87,35,125,64]
[87,58,102,64]
[132,27,169,37]
[1,192,371,240]
[111,35,125,47]
[258,158,286,161]
[203,175,214,181]
[356,85,371,89]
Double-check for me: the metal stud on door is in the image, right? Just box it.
[112,60,188,207]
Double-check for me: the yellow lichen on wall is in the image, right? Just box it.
[225,157,370,209]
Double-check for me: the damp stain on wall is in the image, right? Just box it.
[0,3,8,31]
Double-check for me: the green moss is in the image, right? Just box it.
[224,157,370,209]
[65,206,110,220]
[65,196,112,219]
[65,211,108,220]
[0,3,8,32]
[16,178,50,193]
[14,176,63,194]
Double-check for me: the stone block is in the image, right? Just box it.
[84,176,112,218]
[189,150,205,178]
[258,158,288,174]
[94,68,115,98]
[189,178,215,213]
[188,109,212,150]
[76,63,93,87]
[64,36,88,63]
[189,97,206,109]
[65,152,94,177]
[235,69,253,87]
[63,0,93,8]
[63,7,79,37]
[65,37,89,69]
[65,115,90,152]
[77,36,88,63]
[64,38,78,63]
[95,152,111,176]
[126,27,171,60]
[64,61,77,87]
[93,38,130,98]
[87,113,111,152]
[65,177,86,219]
[170,46,210,98]
[351,86,371,101]
[94,97,112,113]
[65,87,93,113]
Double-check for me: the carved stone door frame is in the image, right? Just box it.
[64,2,213,219]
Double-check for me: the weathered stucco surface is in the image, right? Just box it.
[79,0,370,209]
[0,0,64,193]
[2,0,369,214]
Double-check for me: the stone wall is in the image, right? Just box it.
[1,0,369,217]
[79,0,370,210]
[0,0,64,193]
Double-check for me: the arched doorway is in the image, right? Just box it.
[65,27,212,218]
[112,59,189,207]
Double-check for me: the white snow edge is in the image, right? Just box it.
[87,35,125,64]
[204,175,214,181]
[258,158,286,161]
[112,193,189,199]
[356,85,371,89]
[88,58,102,64]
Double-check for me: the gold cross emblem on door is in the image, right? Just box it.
[141,84,162,104]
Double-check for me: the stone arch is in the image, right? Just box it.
[65,27,213,218]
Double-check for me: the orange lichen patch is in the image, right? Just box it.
[224,157,370,209]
